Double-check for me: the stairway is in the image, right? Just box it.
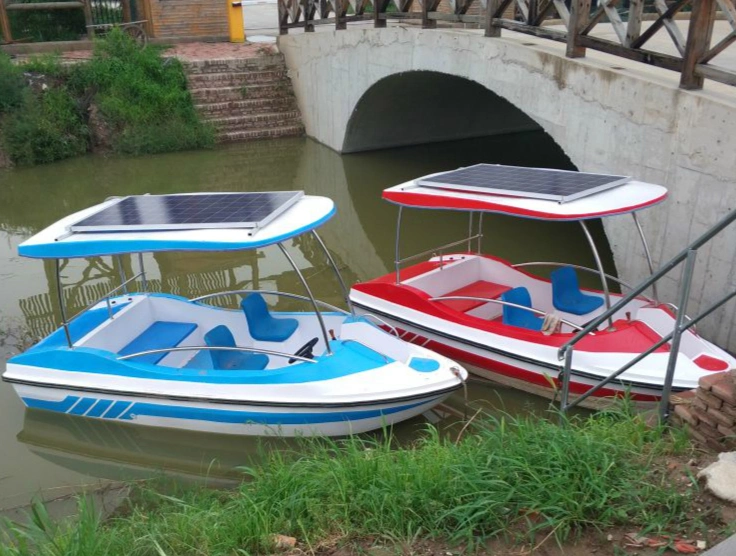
[184,53,304,143]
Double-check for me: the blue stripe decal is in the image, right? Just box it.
[69,397,96,415]
[22,395,80,412]
[104,400,132,419]
[118,399,432,425]
[86,399,113,417]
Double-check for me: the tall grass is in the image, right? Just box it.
[0,409,699,555]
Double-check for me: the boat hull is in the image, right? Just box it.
[12,382,455,436]
[351,302,686,409]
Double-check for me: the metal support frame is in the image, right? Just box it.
[191,288,350,315]
[580,220,613,329]
[138,252,148,292]
[55,259,73,348]
[278,242,333,354]
[312,230,353,314]
[395,206,403,284]
[659,249,697,421]
[477,213,484,254]
[115,255,128,294]
[467,212,474,251]
[632,212,659,301]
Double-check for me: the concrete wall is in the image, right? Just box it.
[279,27,736,350]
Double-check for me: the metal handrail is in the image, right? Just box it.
[118,345,317,364]
[357,313,400,337]
[558,209,736,360]
[396,235,482,266]
[511,261,651,300]
[341,339,390,363]
[429,295,584,331]
[191,289,350,315]
[65,271,144,324]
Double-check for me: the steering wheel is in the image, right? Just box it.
[289,337,319,364]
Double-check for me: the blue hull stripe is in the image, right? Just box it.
[104,400,132,419]
[69,397,96,415]
[86,399,113,417]
[22,395,436,425]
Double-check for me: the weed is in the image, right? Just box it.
[0,53,26,113]
[0,407,704,555]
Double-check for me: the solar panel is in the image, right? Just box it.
[69,191,304,233]
[417,164,630,203]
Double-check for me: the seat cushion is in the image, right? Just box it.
[438,280,511,313]
[241,294,298,342]
[118,321,197,365]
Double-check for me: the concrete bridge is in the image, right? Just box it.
[278,24,736,349]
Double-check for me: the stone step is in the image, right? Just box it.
[217,125,305,143]
[195,97,298,116]
[190,83,294,103]
[209,111,302,131]
[187,70,289,88]
[183,55,286,75]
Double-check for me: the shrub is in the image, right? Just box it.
[0,53,26,113]
[2,87,88,166]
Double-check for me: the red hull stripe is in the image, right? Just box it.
[383,190,668,221]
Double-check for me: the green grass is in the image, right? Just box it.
[0,407,704,555]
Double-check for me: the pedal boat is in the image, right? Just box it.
[349,166,736,408]
[3,192,467,436]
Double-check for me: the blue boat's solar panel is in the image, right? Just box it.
[417,164,630,203]
[69,192,304,232]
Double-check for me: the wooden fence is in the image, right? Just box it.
[277,0,736,90]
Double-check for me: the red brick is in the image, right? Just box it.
[712,380,736,406]
[688,426,711,446]
[692,397,708,412]
[708,407,735,428]
[674,404,699,426]
[721,403,736,419]
[691,407,718,428]
[717,423,736,437]
[698,372,729,391]
[696,388,723,409]
[698,422,723,439]
[672,390,697,403]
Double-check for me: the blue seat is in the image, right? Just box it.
[204,325,269,370]
[551,266,605,316]
[118,321,197,365]
[501,287,544,331]
[241,293,298,342]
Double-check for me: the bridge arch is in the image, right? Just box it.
[342,70,542,153]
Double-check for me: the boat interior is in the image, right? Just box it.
[45,293,348,371]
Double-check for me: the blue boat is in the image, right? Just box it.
[3,192,467,436]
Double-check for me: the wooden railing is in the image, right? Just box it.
[277,0,736,90]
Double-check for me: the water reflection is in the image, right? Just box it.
[0,132,610,510]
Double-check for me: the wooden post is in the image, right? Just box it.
[121,0,131,22]
[82,0,94,38]
[335,0,346,29]
[527,0,537,24]
[566,0,591,58]
[374,0,387,28]
[624,0,643,47]
[304,0,314,31]
[485,0,502,37]
[278,0,289,34]
[0,0,12,44]
[680,0,717,89]
[421,0,435,27]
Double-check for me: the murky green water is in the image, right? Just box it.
[0,133,613,511]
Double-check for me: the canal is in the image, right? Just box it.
[0,132,614,512]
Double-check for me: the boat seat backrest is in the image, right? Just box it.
[551,267,604,316]
[241,293,298,342]
[501,287,543,331]
[204,325,269,370]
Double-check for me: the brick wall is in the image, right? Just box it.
[671,371,736,452]
[148,0,228,39]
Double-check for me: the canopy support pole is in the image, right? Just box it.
[467,212,474,251]
[278,242,333,355]
[115,255,128,294]
[395,206,403,284]
[138,253,148,292]
[632,212,659,301]
[55,259,73,348]
[312,230,353,315]
[477,212,484,254]
[580,221,613,329]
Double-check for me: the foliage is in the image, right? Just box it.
[67,29,214,153]
[0,53,26,113]
[1,86,88,166]
[7,5,86,43]
[0,408,704,555]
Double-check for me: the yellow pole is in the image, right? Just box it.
[228,0,245,42]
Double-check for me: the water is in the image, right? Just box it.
[0,133,613,511]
